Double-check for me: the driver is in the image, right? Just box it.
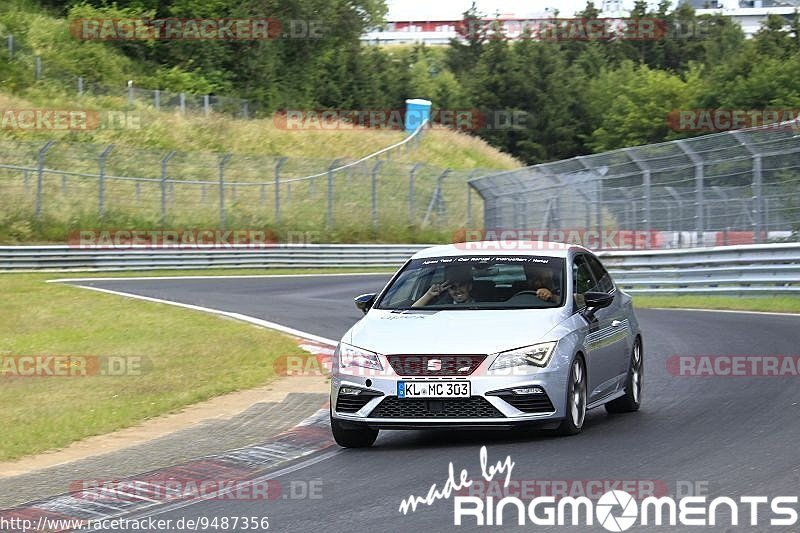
[520,264,560,303]
[412,265,474,307]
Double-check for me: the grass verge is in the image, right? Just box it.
[633,295,800,314]
[0,271,317,462]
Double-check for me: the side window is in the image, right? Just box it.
[573,255,598,297]
[586,255,615,293]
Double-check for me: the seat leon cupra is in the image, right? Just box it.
[329,242,643,447]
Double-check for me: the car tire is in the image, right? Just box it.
[605,338,643,414]
[330,411,379,448]
[556,356,587,436]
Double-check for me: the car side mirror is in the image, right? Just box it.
[582,291,614,320]
[584,291,614,309]
[354,293,377,314]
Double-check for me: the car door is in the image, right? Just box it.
[585,253,632,393]
[573,254,622,402]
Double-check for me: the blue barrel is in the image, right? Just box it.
[405,98,432,134]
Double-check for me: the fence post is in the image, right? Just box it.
[664,186,685,247]
[408,163,423,225]
[7,35,12,60]
[275,157,287,225]
[77,77,84,95]
[34,140,56,218]
[465,169,481,228]
[371,161,384,230]
[160,151,176,225]
[98,144,114,219]
[204,95,210,116]
[595,182,602,239]
[242,101,249,120]
[576,190,592,230]
[627,151,651,235]
[752,154,764,242]
[732,133,765,244]
[327,159,341,230]
[423,169,451,227]
[127,82,134,105]
[154,89,160,111]
[179,93,186,114]
[678,141,705,245]
[35,56,42,81]
[467,186,473,228]
[219,154,232,229]
[642,169,651,233]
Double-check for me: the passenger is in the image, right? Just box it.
[412,265,474,307]
[520,264,560,303]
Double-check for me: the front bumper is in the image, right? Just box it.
[330,360,570,430]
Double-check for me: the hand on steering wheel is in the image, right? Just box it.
[514,289,552,302]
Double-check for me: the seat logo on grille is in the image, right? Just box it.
[427,359,442,371]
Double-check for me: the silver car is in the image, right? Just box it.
[329,242,643,447]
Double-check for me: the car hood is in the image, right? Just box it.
[344,308,570,355]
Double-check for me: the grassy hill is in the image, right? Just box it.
[0,90,520,244]
[0,1,521,244]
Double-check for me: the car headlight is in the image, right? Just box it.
[489,342,557,370]
[337,343,383,371]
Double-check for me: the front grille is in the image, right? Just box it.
[489,390,555,414]
[369,397,505,418]
[386,355,486,376]
[335,389,383,413]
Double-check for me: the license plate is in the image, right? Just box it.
[397,381,470,398]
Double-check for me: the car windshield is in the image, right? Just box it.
[375,255,566,310]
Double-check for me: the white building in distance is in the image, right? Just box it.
[361,1,798,44]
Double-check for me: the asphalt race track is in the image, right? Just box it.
[62,274,800,532]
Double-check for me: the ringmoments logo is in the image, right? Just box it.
[397,448,799,529]
[596,490,638,531]
[451,491,800,528]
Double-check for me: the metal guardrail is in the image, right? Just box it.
[0,245,426,271]
[597,243,800,295]
[1,243,798,295]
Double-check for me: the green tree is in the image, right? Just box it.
[446,2,487,76]
[586,62,697,151]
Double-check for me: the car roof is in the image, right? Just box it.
[410,241,590,260]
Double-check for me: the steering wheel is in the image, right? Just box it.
[512,290,554,302]
[506,291,542,304]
